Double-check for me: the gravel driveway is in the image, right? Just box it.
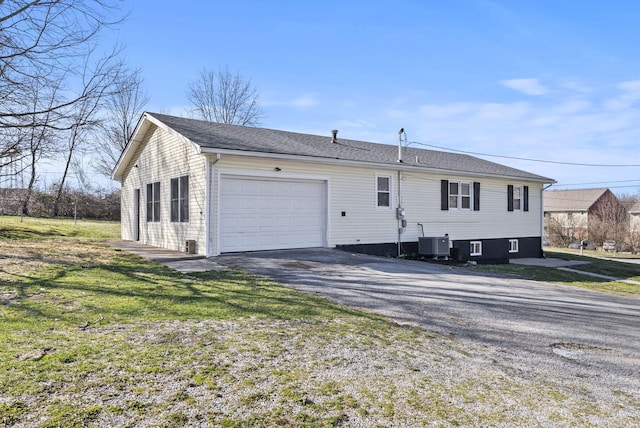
[217,248,640,393]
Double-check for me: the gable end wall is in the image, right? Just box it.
[120,126,207,253]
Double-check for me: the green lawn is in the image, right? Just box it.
[475,249,640,295]
[1,216,638,427]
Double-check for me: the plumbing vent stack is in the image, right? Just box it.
[331,129,338,143]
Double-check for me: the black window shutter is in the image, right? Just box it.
[523,185,529,212]
[507,184,514,211]
[441,180,449,210]
[473,182,480,211]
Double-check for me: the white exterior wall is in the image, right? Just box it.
[630,213,640,233]
[120,125,208,254]
[208,155,544,255]
[404,174,543,241]
[546,211,588,237]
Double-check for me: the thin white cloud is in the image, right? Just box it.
[476,102,530,120]
[501,78,549,96]
[604,80,640,110]
[419,103,472,118]
[336,119,373,129]
[380,80,640,189]
[290,96,319,108]
[263,94,320,108]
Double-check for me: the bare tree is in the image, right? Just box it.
[0,0,125,175]
[187,66,264,126]
[1,1,123,126]
[20,78,60,215]
[52,48,124,216]
[95,68,149,177]
[588,195,629,250]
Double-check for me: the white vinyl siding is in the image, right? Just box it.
[208,156,545,254]
[210,155,542,253]
[119,125,207,253]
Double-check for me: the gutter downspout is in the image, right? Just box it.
[541,183,553,256]
[396,128,407,258]
[205,153,221,256]
[397,170,402,257]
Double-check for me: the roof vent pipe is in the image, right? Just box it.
[331,129,338,143]
[398,128,407,163]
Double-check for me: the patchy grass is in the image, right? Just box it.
[545,249,640,282]
[0,216,120,241]
[474,249,640,295]
[1,216,639,426]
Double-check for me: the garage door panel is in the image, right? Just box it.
[220,176,326,252]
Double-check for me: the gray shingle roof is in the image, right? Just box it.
[629,202,640,214]
[543,188,610,212]
[148,112,553,182]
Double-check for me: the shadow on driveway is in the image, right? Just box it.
[217,248,640,391]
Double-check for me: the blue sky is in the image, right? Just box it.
[111,0,640,194]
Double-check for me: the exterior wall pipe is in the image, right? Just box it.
[205,153,221,256]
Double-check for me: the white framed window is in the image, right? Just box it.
[449,181,472,210]
[470,241,482,256]
[376,175,391,208]
[146,181,160,222]
[170,175,189,223]
[513,186,522,211]
[509,239,519,253]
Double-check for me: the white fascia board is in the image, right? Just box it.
[112,113,203,181]
[111,113,153,181]
[198,147,555,184]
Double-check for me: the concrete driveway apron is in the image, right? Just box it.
[217,248,640,391]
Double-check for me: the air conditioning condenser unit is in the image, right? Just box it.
[418,236,450,258]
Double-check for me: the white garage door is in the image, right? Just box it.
[219,176,326,252]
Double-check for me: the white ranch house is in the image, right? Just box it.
[112,113,554,263]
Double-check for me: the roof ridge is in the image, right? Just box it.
[144,112,554,183]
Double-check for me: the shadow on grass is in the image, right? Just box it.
[476,259,640,295]
[0,226,63,240]
[2,250,378,328]
[544,250,640,281]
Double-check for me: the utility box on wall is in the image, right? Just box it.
[185,240,196,254]
[418,237,450,258]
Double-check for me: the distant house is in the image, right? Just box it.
[112,112,554,263]
[630,202,640,238]
[544,188,626,243]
